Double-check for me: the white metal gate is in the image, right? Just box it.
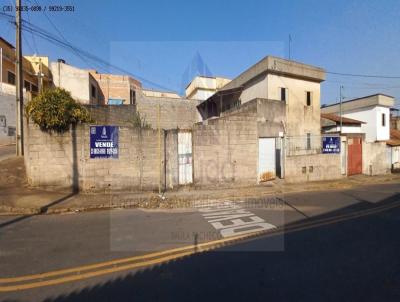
[178,131,193,185]
[341,140,347,175]
[258,138,276,182]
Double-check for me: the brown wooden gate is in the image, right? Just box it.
[347,137,362,175]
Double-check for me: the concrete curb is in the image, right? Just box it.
[0,176,398,216]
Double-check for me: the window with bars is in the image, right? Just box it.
[130,89,136,105]
[24,80,31,91]
[7,71,15,85]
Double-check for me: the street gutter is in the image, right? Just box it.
[0,176,399,216]
[1,196,399,292]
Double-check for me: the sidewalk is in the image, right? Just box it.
[0,143,15,162]
[1,156,399,215]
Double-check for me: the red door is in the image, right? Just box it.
[347,137,362,176]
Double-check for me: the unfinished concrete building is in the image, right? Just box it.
[195,56,340,184]
[89,71,142,105]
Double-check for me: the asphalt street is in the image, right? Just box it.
[0,183,399,301]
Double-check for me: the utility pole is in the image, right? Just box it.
[15,0,24,156]
[157,104,161,196]
[38,57,43,93]
[339,85,343,134]
[0,47,3,93]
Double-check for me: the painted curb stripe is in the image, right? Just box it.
[0,250,195,291]
[0,232,256,284]
[0,199,399,292]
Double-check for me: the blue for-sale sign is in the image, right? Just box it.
[90,126,119,159]
[322,136,340,154]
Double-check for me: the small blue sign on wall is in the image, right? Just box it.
[90,126,119,159]
[322,136,340,154]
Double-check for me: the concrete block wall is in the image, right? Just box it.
[285,154,342,183]
[84,105,137,126]
[256,98,286,137]
[24,122,180,192]
[193,110,258,186]
[220,98,258,117]
[136,94,200,130]
[24,122,81,188]
[81,127,164,192]
[362,141,391,175]
[0,92,16,145]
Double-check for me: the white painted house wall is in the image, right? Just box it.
[340,106,390,142]
[0,83,29,144]
[186,76,231,101]
[50,62,99,104]
[324,125,363,134]
[375,106,390,141]
[191,90,215,101]
[0,92,15,144]
[391,146,400,169]
[321,94,393,143]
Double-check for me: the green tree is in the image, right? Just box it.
[25,88,92,132]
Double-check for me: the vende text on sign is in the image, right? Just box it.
[322,136,340,154]
[90,126,119,159]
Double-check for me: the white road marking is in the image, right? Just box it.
[196,200,276,238]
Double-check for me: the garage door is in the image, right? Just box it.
[259,138,276,182]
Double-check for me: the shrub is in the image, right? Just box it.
[128,111,151,129]
[25,88,92,132]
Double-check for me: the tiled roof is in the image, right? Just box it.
[390,129,400,140]
[387,129,400,146]
[321,113,365,125]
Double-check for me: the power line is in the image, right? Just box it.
[30,0,92,69]
[274,55,400,79]
[1,11,400,86]
[0,11,173,91]
[21,31,34,53]
[25,9,38,54]
[327,71,400,79]
[324,81,400,89]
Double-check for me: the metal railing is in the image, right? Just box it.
[285,134,324,156]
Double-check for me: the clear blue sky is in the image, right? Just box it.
[1,0,399,106]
